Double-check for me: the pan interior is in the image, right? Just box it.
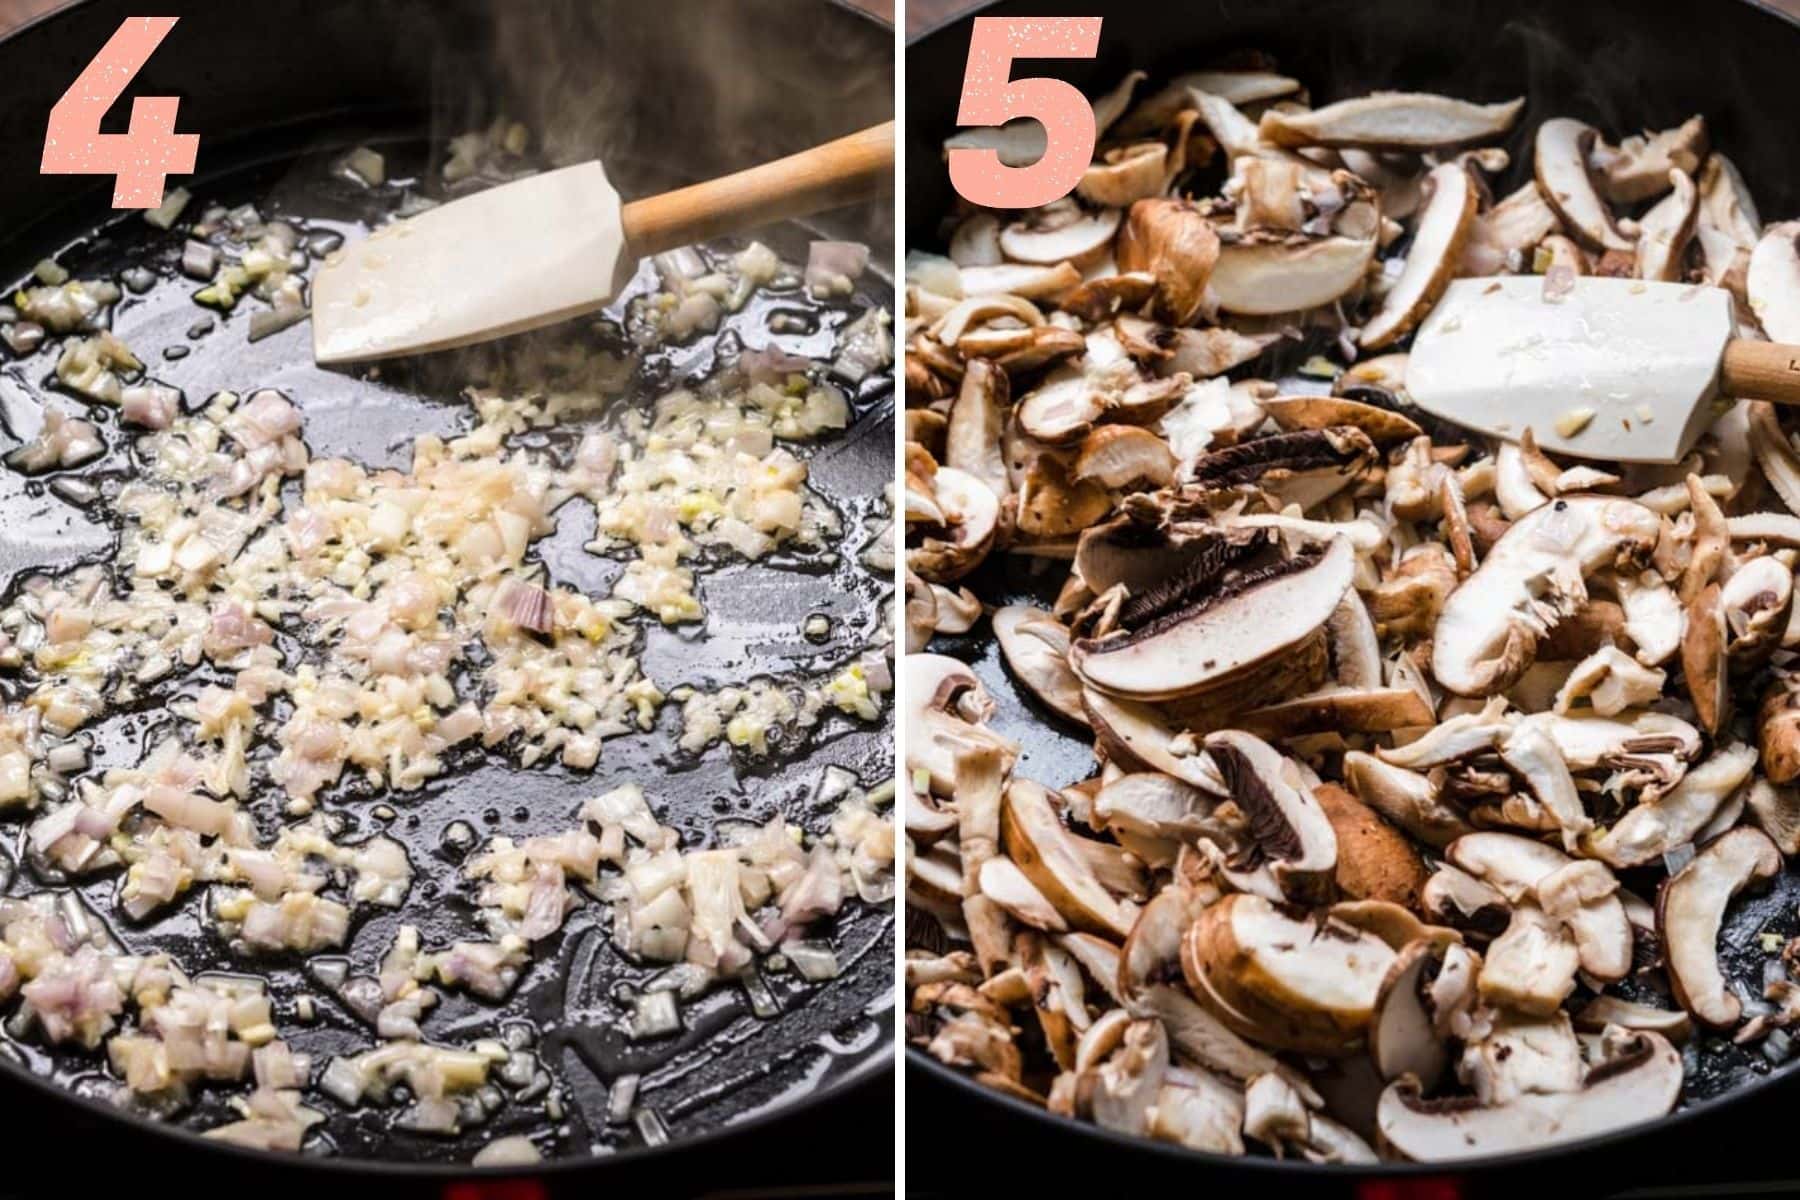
[0,122,894,1164]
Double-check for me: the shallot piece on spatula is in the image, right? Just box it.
[311,121,894,363]
[1406,276,1800,463]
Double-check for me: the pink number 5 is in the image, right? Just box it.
[947,16,1102,210]
[41,17,200,209]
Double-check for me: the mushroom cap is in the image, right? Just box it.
[1315,783,1428,908]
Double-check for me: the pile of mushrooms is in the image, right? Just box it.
[906,62,1800,1164]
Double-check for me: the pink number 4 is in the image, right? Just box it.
[41,16,199,209]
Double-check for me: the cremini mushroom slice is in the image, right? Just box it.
[1696,153,1762,297]
[1258,92,1524,151]
[1633,168,1698,283]
[1760,671,1800,785]
[1360,162,1479,350]
[1497,719,1591,851]
[1747,221,1800,342]
[1148,1069,1249,1156]
[1430,496,1661,696]
[932,292,1044,346]
[1071,536,1354,703]
[1017,452,1114,540]
[1243,1071,1313,1155]
[1079,142,1170,209]
[1204,730,1340,904]
[1075,1017,1169,1136]
[1001,778,1133,938]
[1533,860,1632,983]
[1158,326,1283,379]
[904,653,1019,797]
[948,212,1003,267]
[1460,1010,1583,1105]
[1603,115,1707,205]
[929,583,982,635]
[1057,271,1157,323]
[1587,742,1757,869]
[1313,783,1427,908]
[999,204,1124,270]
[1093,772,1222,843]
[1073,425,1178,491]
[1421,864,1511,937]
[904,569,939,653]
[1258,395,1423,444]
[1720,553,1792,665]
[978,857,1069,932]
[1377,1030,1681,1161]
[992,606,1087,727]
[1746,777,1800,856]
[1369,939,1459,1087]
[1573,995,1693,1042]
[908,460,1002,583]
[1657,826,1782,1028]
[944,121,1047,167]
[1343,752,1473,848]
[1460,182,1562,276]
[1552,645,1666,716]
[1182,893,1395,1056]
[1478,902,1579,1015]
[1534,117,1635,253]
[945,358,1011,499]
[1115,198,1221,326]
[1210,229,1378,315]
[959,260,1084,300]
[1118,71,1300,140]
[1186,428,1377,509]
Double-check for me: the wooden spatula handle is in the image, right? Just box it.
[620,122,893,259]
[1722,339,1800,405]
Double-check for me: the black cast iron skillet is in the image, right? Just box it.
[907,0,1800,1193]
[0,0,893,1194]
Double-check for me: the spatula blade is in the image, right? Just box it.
[1405,276,1735,463]
[311,160,629,364]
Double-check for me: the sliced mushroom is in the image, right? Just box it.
[1533,118,1635,253]
[1696,153,1762,297]
[1079,142,1170,209]
[1210,231,1377,315]
[960,261,1084,300]
[1243,1071,1313,1155]
[1747,222,1800,343]
[1074,425,1178,490]
[1376,1030,1681,1161]
[1421,865,1511,937]
[948,212,1003,267]
[1159,327,1282,379]
[908,465,1002,583]
[1459,182,1561,277]
[1072,536,1354,702]
[1258,395,1423,444]
[1205,730,1340,905]
[1149,1069,1249,1156]
[1533,859,1632,983]
[1001,778,1133,938]
[1182,893,1396,1056]
[1369,939,1456,1087]
[1343,752,1473,848]
[1360,162,1479,349]
[929,584,982,635]
[1746,777,1800,856]
[1259,92,1523,151]
[1081,688,1229,798]
[1720,553,1792,666]
[1573,995,1692,1042]
[992,606,1087,727]
[904,569,938,653]
[945,358,1011,500]
[1115,198,1221,326]
[1586,742,1758,869]
[1016,452,1113,540]
[1478,902,1578,1016]
[1460,1010,1583,1105]
[904,654,1019,796]
[945,122,1046,168]
[978,857,1068,932]
[1118,887,1308,1093]
[1000,204,1123,270]
[1603,115,1706,205]
[1430,497,1661,696]
[1314,783,1427,908]
[1633,168,1697,283]
[1075,1017,1169,1136]
[1093,772,1220,843]
[1497,719,1591,852]
[1552,645,1665,717]
[1760,672,1800,785]
[1657,826,1782,1028]
[1186,427,1377,509]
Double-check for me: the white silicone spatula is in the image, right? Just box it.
[1405,276,1800,463]
[310,121,893,364]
